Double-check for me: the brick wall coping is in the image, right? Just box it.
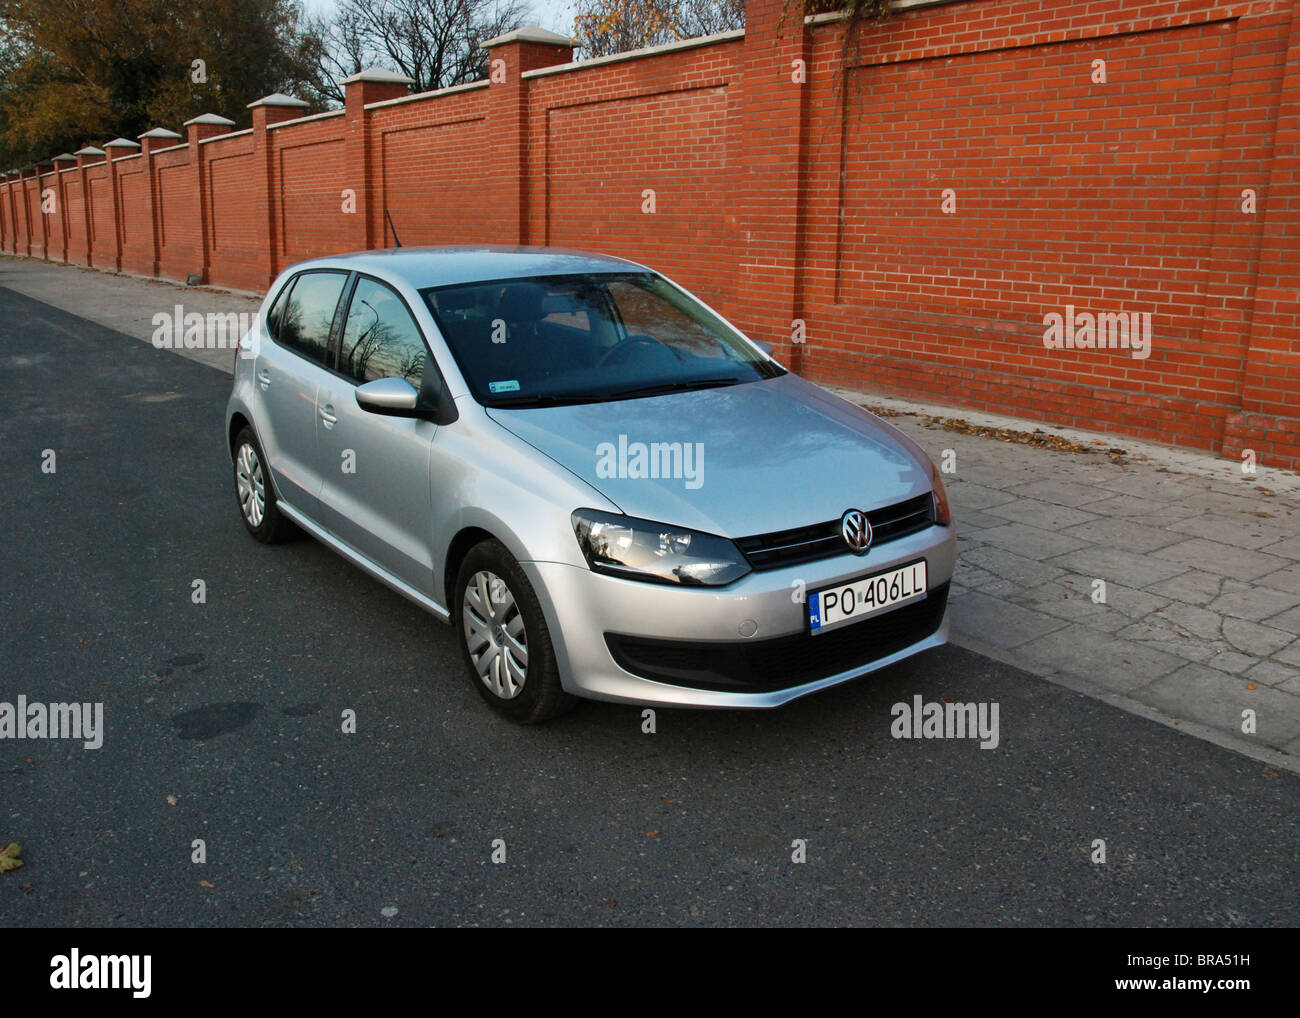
[198,128,253,145]
[522,28,744,80]
[364,79,489,111]
[267,109,346,131]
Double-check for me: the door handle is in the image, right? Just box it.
[319,404,337,428]
[256,370,271,391]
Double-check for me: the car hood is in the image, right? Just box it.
[486,373,931,538]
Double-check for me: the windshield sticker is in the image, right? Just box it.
[488,380,520,394]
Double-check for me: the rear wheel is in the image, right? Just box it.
[232,427,294,543]
[455,540,576,723]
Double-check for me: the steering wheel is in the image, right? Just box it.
[597,335,665,369]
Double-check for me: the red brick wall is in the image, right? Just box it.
[156,147,201,281]
[275,115,348,264]
[118,157,151,275]
[2,0,1298,469]
[63,171,86,264]
[372,89,500,249]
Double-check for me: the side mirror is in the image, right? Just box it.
[356,377,420,415]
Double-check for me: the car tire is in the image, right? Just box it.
[455,540,577,723]
[232,426,295,544]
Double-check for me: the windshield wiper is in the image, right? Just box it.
[607,377,743,401]
[486,393,603,408]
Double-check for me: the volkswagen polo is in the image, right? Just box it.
[225,247,956,722]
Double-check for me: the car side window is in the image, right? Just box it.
[338,277,426,390]
[264,279,292,342]
[275,271,348,365]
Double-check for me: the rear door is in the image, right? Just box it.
[255,269,349,519]
[315,274,440,593]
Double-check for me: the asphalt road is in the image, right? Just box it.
[2,286,1298,927]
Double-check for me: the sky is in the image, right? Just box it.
[300,0,577,37]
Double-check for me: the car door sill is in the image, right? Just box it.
[276,500,450,622]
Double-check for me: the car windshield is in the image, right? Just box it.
[421,272,784,408]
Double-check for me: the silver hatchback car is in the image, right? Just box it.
[226,247,956,722]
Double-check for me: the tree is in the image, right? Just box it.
[311,0,531,103]
[0,0,327,168]
[572,0,744,60]
[570,0,892,61]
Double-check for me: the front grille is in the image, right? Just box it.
[605,582,949,694]
[735,494,935,571]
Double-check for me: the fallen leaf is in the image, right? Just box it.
[166,795,178,806]
[603,898,617,907]
[0,843,22,873]
[291,860,303,871]
[21,884,34,894]
[1262,769,1280,778]
[646,830,660,837]
[1247,683,1257,690]
[200,880,215,888]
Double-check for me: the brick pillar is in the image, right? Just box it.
[341,68,415,250]
[17,166,35,256]
[248,93,310,287]
[481,27,575,244]
[138,128,182,277]
[0,171,9,253]
[103,138,141,270]
[183,114,236,283]
[1229,1,1300,470]
[34,161,54,259]
[52,153,76,263]
[0,172,11,253]
[74,147,104,266]
[735,0,811,366]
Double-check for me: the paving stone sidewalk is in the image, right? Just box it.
[5,255,1299,771]
[835,387,1300,773]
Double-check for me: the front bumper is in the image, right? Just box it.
[523,522,957,708]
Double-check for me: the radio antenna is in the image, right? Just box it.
[385,208,402,248]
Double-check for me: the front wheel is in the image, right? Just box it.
[455,540,577,723]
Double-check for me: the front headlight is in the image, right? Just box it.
[930,459,952,526]
[571,509,751,587]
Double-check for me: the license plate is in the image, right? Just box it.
[808,560,927,635]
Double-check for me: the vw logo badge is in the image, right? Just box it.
[841,509,872,554]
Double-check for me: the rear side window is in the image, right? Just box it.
[265,280,292,341]
[275,271,348,365]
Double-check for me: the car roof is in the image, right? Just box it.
[286,245,651,289]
